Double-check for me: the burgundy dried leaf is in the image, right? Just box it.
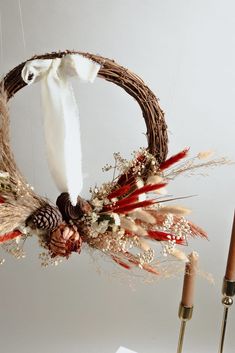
[110,199,156,214]
[159,148,189,170]
[107,184,132,200]
[111,255,131,270]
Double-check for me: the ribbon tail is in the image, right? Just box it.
[61,77,83,206]
[41,61,68,194]
[41,63,83,205]
[22,54,101,206]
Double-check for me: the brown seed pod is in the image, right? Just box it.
[49,223,82,258]
[56,192,92,223]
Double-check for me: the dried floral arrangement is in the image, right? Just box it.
[0,51,228,275]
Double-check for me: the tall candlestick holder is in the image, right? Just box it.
[218,278,235,353]
[218,212,235,352]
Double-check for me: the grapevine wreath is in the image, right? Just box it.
[0,51,228,274]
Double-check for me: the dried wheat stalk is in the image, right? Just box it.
[0,86,45,234]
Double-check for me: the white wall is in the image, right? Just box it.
[0,1,234,352]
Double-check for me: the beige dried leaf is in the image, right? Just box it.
[197,150,214,160]
[147,175,163,184]
[120,217,147,236]
[158,205,192,216]
[129,209,155,224]
[138,239,151,251]
[169,248,189,262]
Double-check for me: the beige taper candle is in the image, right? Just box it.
[181,251,199,307]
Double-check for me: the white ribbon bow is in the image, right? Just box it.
[22,54,101,205]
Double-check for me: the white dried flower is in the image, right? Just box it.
[91,197,104,211]
[0,258,5,265]
[92,220,109,234]
[0,171,9,178]
[90,212,99,223]
[112,213,121,226]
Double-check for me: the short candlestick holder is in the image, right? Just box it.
[177,303,193,353]
[218,278,235,353]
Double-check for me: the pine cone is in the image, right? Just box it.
[49,223,82,258]
[26,204,62,231]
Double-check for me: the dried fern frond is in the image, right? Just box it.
[165,157,232,179]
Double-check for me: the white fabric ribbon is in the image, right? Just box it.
[22,54,101,205]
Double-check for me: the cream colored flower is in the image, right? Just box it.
[197,150,214,160]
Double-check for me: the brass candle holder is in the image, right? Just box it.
[218,278,235,353]
[218,212,235,352]
[177,303,193,353]
[176,252,198,353]
[176,214,235,353]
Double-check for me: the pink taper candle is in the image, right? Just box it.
[181,252,199,307]
[225,212,235,281]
